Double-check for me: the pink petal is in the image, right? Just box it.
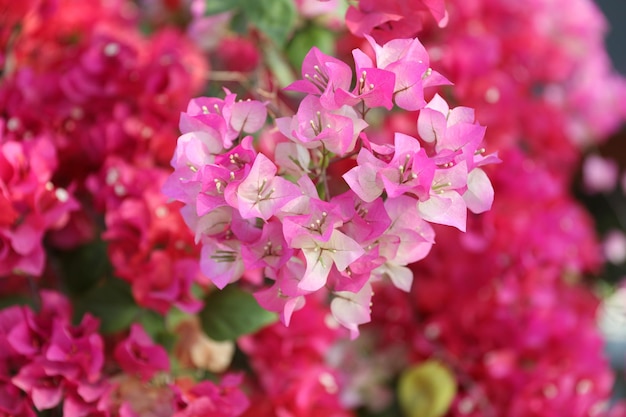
[463,168,494,214]
[229,100,267,134]
[418,192,467,232]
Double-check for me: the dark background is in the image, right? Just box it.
[595,0,626,75]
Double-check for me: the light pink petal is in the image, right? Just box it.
[352,48,374,71]
[200,240,244,289]
[328,230,366,271]
[300,247,334,291]
[376,263,413,292]
[418,192,467,232]
[389,61,426,111]
[447,106,475,126]
[343,165,383,203]
[417,107,447,143]
[463,168,494,214]
[230,100,267,134]
[330,282,372,339]
[425,93,450,114]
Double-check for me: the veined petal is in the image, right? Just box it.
[229,100,267,134]
[330,282,372,339]
[375,263,414,292]
[327,230,366,271]
[418,191,467,232]
[463,168,494,214]
[300,247,334,291]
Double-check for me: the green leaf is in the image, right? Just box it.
[229,9,249,35]
[240,0,297,46]
[199,285,277,341]
[204,0,241,15]
[73,278,141,333]
[57,238,112,295]
[263,43,296,88]
[0,294,36,310]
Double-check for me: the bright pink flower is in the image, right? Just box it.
[12,362,65,411]
[343,133,435,202]
[334,57,396,110]
[254,257,308,326]
[333,190,392,243]
[276,95,368,156]
[131,254,203,314]
[173,374,249,417]
[239,298,349,417]
[0,380,36,417]
[0,138,78,276]
[228,153,300,221]
[199,238,245,289]
[216,36,261,73]
[363,35,450,110]
[114,323,170,381]
[241,219,293,270]
[346,0,448,42]
[285,47,353,110]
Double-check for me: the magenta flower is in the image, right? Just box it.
[114,323,170,381]
[0,138,78,276]
[241,219,293,271]
[173,374,249,417]
[346,0,448,41]
[254,257,308,326]
[12,362,65,411]
[44,314,104,382]
[334,52,396,110]
[343,133,435,202]
[363,35,449,110]
[276,95,368,156]
[182,93,267,149]
[228,153,300,221]
[333,190,392,243]
[285,47,353,110]
[199,238,245,289]
[0,380,36,417]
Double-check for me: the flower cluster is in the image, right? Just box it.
[0,0,208,313]
[347,0,626,179]
[336,151,611,416]
[330,0,626,415]
[0,290,249,416]
[0,136,78,277]
[164,35,498,336]
[0,291,108,416]
[239,295,353,417]
[1,0,625,415]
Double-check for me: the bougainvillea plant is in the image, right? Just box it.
[0,0,625,416]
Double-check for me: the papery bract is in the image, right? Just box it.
[114,323,170,381]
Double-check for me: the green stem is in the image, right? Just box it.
[319,145,331,201]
